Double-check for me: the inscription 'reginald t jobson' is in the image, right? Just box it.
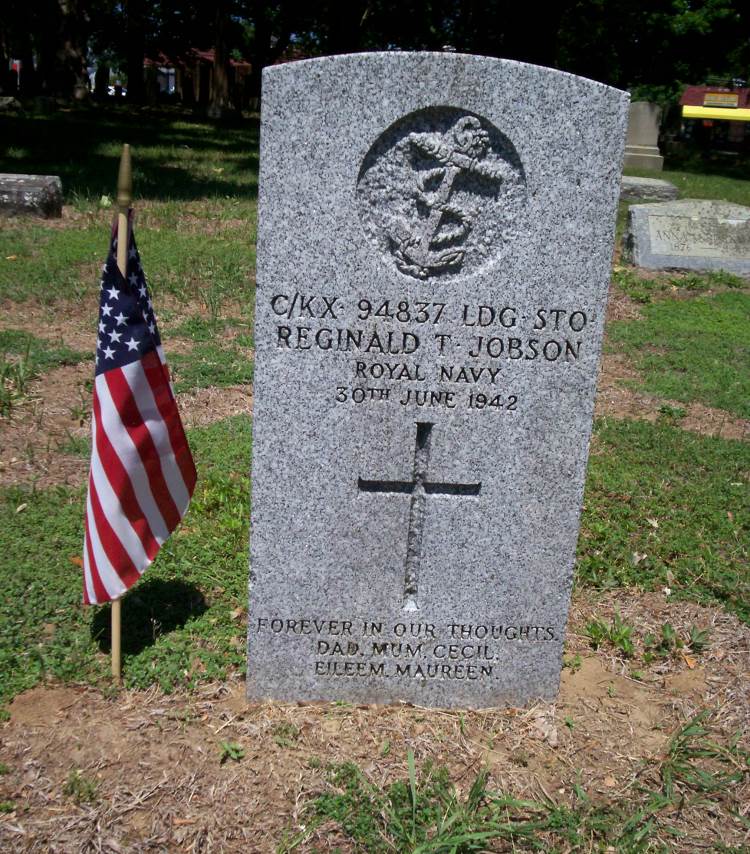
[247,53,628,708]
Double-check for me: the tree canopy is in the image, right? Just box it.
[1,0,748,106]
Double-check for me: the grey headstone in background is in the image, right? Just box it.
[247,53,628,708]
[624,199,750,276]
[0,174,63,218]
[620,175,678,202]
[623,101,664,171]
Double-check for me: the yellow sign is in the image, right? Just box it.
[683,105,750,122]
[703,92,739,108]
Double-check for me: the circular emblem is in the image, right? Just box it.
[357,107,527,281]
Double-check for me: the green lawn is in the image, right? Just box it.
[623,164,750,207]
[608,290,750,418]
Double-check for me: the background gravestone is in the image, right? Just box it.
[247,53,628,708]
[0,174,63,218]
[624,199,750,275]
[623,101,664,171]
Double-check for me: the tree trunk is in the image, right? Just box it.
[94,64,109,99]
[325,0,367,55]
[125,0,145,103]
[208,2,232,118]
[247,3,292,103]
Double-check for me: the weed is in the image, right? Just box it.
[290,726,750,852]
[0,330,87,417]
[563,653,582,672]
[612,268,669,304]
[658,712,749,803]
[585,611,635,657]
[58,431,90,457]
[688,625,711,653]
[63,769,98,803]
[644,623,711,662]
[0,762,9,774]
[273,722,300,748]
[0,801,15,813]
[219,741,245,763]
[657,404,686,422]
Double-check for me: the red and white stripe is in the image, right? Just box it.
[83,349,196,604]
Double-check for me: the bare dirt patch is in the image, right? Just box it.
[596,353,749,441]
[178,385,253,429]
[0,591,747,852]
[0,362,91,489]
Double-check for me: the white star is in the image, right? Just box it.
[148,322,156,334]
[125,337,139,352]
[138,284,147,299]
[98,320,106,333]
[106,286,120,301]
[129,272,138,286]
[103,346,115,359]
[101,303,113,317]
[128,247,137,259]
[101,263,108,273]
[147,299,153,311]
[114,312,128,326]
[109,329,122,343]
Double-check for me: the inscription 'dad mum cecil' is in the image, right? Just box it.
[247,53,628,708]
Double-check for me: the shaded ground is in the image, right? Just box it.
[0,589,747,852]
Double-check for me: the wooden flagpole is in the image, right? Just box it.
[111,143,132,684]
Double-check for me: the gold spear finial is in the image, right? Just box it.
[117,143,132,212]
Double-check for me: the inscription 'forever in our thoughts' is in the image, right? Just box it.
[248,54,628,707]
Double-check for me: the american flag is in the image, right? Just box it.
[83,214,196,605]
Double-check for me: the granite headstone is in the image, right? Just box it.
[247,53,628,708]
[624,199,750,276]
[620,175,678,203]
[0,174,63,218]
[623,101,664,171]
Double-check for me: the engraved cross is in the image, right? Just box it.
[358,422,481,611]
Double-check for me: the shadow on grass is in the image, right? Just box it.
[92,577,207,655]
[664,149,750,181]
[0,104,259,203]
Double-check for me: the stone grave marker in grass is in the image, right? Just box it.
[0,174,62,217]
[624,199,750,276]
[247,53,628,707]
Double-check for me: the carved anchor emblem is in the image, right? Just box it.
[390,116,505,280]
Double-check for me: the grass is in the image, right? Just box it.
[0,219,255,305]
[0,107,259,205]
[578,418,749,622]
[283,717,750,852]
[0,106,258,307]
[623,163,750,207]
[0,416,250,709]
[170,340,253,393]
[608,290,750,418]
[0,329,87,416]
